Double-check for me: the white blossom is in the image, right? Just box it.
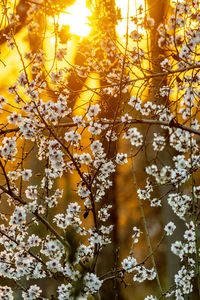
[164,222,176,236]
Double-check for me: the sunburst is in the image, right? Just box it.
[58,0,92,37]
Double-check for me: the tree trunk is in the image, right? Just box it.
[147,0,184,287]
[66,1,125,298]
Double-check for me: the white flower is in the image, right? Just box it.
[150,198,161,207]
[22,285,42,300]
[88,122,102,135]
[21,169,32,181]
[86,104,100,120]
[83,273,103,294]
[90,140,104,154]
[64,130,81,146]
[0,137,17,160]
[133,266,147,282]
[160,58,171,71]
[121,113,132,123]
[132,226,141,243]
[123,128,143,147]
[0,286,14,299]
[57,283,72,300]
[144,296,157,300]
[130,30,142,41]
[169,129,192,153]
[25,185,38,200]
[73,115,85,127]
[168,193,191,220]
[152,133,166,152]
[80,153,92,165]
[194,186,200,198]
[9,206,26,229]
[144,16,155,28]
[27,234,41,248]
[7,112,22,124]
[17,73,28,86]
[164,222,176,236]
[171,241,184,259]
[121,256,137,273]
[184,229,195,242]
[0,96,7,108]
[77,186,91,198]
[105,130,118,142]
[160,85,171,97]
[116,153,128,165]
[128,96,142,110]
[46,259,61,272]
[175,289,184,300]
[56,48,67,60]
[98,205,112,222]
[7,170,20,181]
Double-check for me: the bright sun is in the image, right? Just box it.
[57,0,145,38]
[116,0,145,37]
[58,0,92,37]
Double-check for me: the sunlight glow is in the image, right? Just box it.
[116,0,145,37]
[58,0,91,37]
[56,1,145,38]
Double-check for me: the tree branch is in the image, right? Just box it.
[0,184,70,249]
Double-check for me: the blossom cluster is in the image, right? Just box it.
[0,0,200,299]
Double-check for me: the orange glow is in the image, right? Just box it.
[116,0,145,37]
[56,1,145,38]
[58,0,92,37]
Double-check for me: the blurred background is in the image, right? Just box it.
[0,0,197,299]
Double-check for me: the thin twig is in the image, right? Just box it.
[0,185,70,249]
[1,117,200,137]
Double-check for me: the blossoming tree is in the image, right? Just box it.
[0,0,200,299]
